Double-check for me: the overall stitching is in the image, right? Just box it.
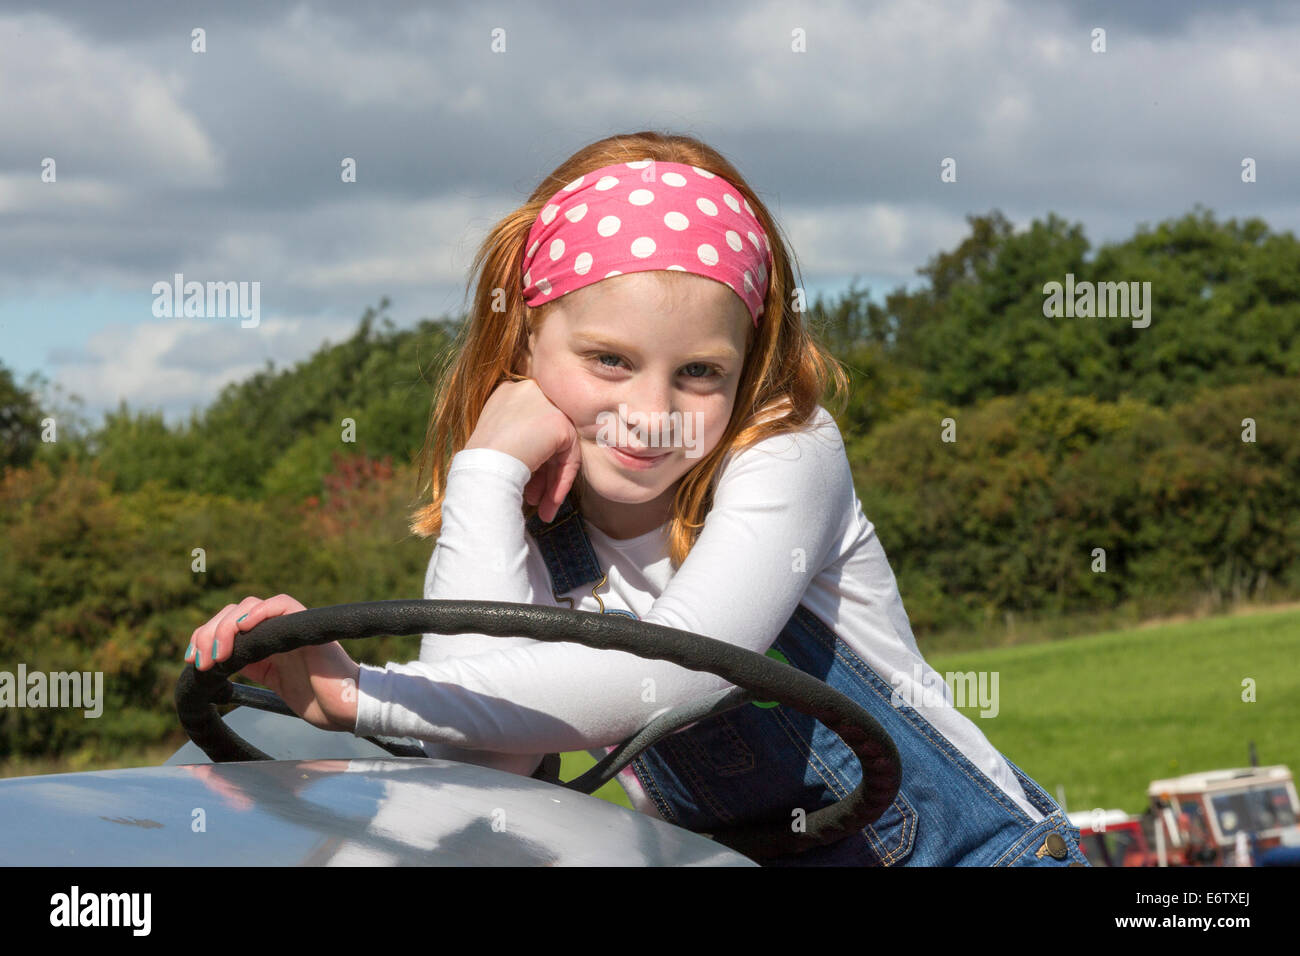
[633,758,681,825]
[1001,757,1064,817]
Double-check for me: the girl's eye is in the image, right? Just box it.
[681,362,717,379]
[588,353,720,379]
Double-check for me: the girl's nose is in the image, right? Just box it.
[625,378,670,415]
[621,383,676,447]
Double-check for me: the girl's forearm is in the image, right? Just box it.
[328,660,362,733]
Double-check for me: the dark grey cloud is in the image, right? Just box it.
[0,0,295,38]
[1046,0,1296,34]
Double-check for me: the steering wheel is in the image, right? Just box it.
[174,599,902,860]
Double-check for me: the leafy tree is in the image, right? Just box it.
[0,362,44,472]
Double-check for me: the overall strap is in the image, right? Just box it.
[524,493,609,784]
[524,493,605,604]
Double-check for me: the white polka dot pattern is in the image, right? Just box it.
[521,160,774,325]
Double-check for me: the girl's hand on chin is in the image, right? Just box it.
[465,378,583,522]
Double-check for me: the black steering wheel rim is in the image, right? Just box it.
[175,599,902,860]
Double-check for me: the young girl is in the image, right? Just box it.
[186,130,1089,867]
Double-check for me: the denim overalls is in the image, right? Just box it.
[525,496,1090,867]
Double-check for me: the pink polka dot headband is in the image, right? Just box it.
[521,160,775,326]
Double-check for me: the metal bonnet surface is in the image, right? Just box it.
[1,710,755,867]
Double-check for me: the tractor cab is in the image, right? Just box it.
[1146,765,1300,866]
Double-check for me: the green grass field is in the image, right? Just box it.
[563,605,1300,816]
[928,605,1300,815]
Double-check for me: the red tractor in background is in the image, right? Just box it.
[1070,764,1300,866]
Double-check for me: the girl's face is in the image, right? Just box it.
[523,271,753,541]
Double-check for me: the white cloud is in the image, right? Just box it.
[49,313,359,424]
[782,201,970,278]
[280,194,491,289]
[0,172,126,214]
[0,12,224,187]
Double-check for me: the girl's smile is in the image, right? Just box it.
[607,444,670,469]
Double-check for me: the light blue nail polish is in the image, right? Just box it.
[212,638,220,659]
[236,613,248,623]
[185,641,193,659]
[195,648,202,667]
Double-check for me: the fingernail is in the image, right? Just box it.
[236,613,248,623]
[212,638,220,659]
[185,641,193,660]
[195,648,202,668]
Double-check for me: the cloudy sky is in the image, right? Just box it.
[1,0,1296,426]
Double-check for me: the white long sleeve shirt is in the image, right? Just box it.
[353,405,1041,821]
